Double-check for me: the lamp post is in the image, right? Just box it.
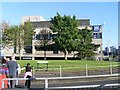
[101,22,105,60]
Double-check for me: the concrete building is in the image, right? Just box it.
[110,46,116,53]
[3,16,103,60]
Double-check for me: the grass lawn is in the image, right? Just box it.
[17,60,119,69]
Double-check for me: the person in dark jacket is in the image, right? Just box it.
[7,55,18,88]
[24,63,32,88]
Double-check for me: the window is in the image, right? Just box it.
[93,33,102,39]
[93,33,97,39]
[35,34,41,40]
[100,33,102,38]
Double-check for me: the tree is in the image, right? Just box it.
[41,28,49,60]
[23,22,35,46]
[0,21,11,49]
[1,21,35,60]
[35,28,52,60]
[15,22,35,60]
[50,13,81,60]
[76,28,95,60]
[2,25,24,60]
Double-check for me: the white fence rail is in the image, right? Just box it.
[2,73,119,89]
[49,83,120,89]
[32,63,118,77]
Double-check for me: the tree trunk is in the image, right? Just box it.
[81,51,82,60]
[44,50,46,60]
[19,48,21,60]
[44,41,46,60]
[64,50,67,60]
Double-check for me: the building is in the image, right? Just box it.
[104,47,109,56]
[3,16,103,60]
[110,46,117,53]
[119,46,120,61]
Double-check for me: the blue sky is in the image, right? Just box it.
[2,2,118,49]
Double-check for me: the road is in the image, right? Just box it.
[4,76,119,90]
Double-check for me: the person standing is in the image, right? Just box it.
[7,55,18,88]
[0,62,9,89]
[24,63,32,88]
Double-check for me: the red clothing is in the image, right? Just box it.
[0,65,9,89]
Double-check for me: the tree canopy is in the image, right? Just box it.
[51,13,94,60]
[1,21,35,59]
[76,28,95,59]
[50,13,82,60]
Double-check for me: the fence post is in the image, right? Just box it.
[60,65,62,77]
[110,63,112,74]
[86,64,88,76]
[2,80,4,89]
[45,78,48,90]
[16,80,18,85]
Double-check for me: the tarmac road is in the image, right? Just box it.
[5,77,119,90]
[4,76,119,90]
[30,76,119,88]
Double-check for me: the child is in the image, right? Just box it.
[24,63,32,88]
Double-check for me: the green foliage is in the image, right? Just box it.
[12,25,24,50]
[50,13,81,59]
[76,28,95,59]
[50,13,94,60]
[38,28,50,60]
[1,21,35,50]
[23,22,35,46]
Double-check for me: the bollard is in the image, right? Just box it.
[16,80,18,85]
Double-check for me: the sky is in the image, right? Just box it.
[1,2,118,50]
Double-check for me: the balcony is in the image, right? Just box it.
[92,39,102,45]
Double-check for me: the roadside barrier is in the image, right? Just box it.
[2,73,119,89]
[0,74,2,89]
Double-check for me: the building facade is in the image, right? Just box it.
[3,16,103,60]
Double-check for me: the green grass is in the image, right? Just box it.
[17,60,119,69]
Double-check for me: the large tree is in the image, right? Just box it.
[76,28,95,60]
[23,22,35,46]
[50,13,81,60]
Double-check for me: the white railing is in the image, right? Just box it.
[2,73,119,89]
[49,83,120,89]
[33,63,118,77]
